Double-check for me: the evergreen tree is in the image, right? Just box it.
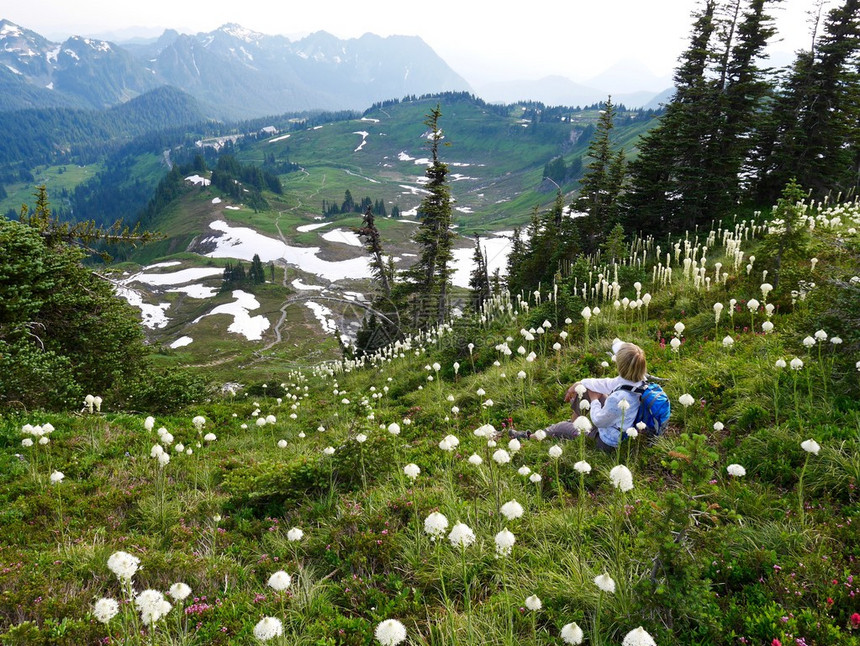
[409,105,455,327]
[250,254,266,284]
[468,234,491,311]
[576,96,626,252]
[356,207,393,298]
[755,0,860,202]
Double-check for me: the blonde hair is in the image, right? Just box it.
[616,343,647,381]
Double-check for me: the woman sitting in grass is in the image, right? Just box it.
[510,340,647,453]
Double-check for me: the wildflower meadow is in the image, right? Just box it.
[0,195,858,645]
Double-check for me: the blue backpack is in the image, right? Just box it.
[616,382,671,438]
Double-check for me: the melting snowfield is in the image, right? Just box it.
[115,287,170,330]
[450,232,513,288]
[321,228,363,247]
[203,220,372,282]
[167,284,219,299]
[291,279,325,291]
[193,290,270,341]
[305,302,337,334]
[170,336,194,349]
[297,222,332,233]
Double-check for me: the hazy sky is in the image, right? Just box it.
[5,0,820,86]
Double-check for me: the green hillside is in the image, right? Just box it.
[1,193,857,645]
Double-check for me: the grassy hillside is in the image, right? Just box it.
[0,194,857,645]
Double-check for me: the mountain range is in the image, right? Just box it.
[1,19,672,118]
[0,20,471,118]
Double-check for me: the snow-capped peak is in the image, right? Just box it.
[217,23,264,43]
[0,20,24,39]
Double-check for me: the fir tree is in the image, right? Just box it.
[468,234,491,311]
[409,105,455,327]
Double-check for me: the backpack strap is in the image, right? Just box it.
[614,384,646,395]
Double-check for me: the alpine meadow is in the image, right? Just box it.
[0,1,858,645]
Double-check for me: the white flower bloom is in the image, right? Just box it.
[622,626,657,646]
[203,433,216,442]
[726,464,746,477]
[525,595,542,611]
[529,473,542,483]
[814,329,828,341]
[517,370,527,379]
[775,358,787,368]
[158,452,170,467]
[277,440,287,449]
[404,463,421,480]
[609,465,634,492]
[518,465,531,476]
[93,597,119,624]
[713,421,725,431]
[618,399,631,412]
[476,388,486,397]
[549,445,563,459]
[254,616,284,641]
[424,512,449,540]
[593,572,616,593]
[266,415,277,424]
[375,618,407,646]
[625,427,639,439]
[500,500,524,520]
[533,429,547,441]
[508,439,522,453]
[747,298,760,312]
[144,416,155,431]
[444,434,460,448]
[762,321,774,333]
[107,551,140,582]
[674,321,685,336]
[192,416,205,430]
[323,446,335,455]
[468,453,483,466]
[801,439,820,455]
[356,434,367,443]
[581,306,592,320]
[561,622,584,645]
[678,393,695,408]
[722,335,734,347]
[574,460,592,474]
[135,589,171,625]
[448,522,476,548]
[830,336,842,344]
[267,570,292,591]
[493,449,511,464]
[21,438,33,447]
[802,336,816,348]
[670,337,681,352]
[168,582,191,601]
[560,330,569,340]
[790,357,804,370]
[494,528,515,557]
[387,422,401,435]
[287,527,304,542]
[256,417,268,428]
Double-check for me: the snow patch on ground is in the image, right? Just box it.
[144,261,182,270]
[170,336,193,348]
[398,151,415,162]
[292,279,325,291]
[203,220,371,281]
[360,117,380,123]
[127,267,223,287]
[297,222,332,232]
[455,206,474,214]
[321,228,363,247]
[212,197,222,204]
[193,290,269,341]
[268,133,291,143]
[343,291,366,301]
[115,286,170,329]
[353,131,369,152]
[451,231,514,288]
[167,284,218,299]
[305,301,337,335]
[225,205,241,210]
[399,184,430,196]
[185,174,210,186]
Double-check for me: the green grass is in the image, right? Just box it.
[2,195,858,645]
[0,163,102,215]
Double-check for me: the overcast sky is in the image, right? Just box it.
[5,0,820,86]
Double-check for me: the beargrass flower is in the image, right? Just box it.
[49,471,64,484]
[375,619,407,646]
[287,527,303,542]
[814,329,827,342]
[277,440,287,449]
[762,321,774,333]
[157,452,170,467]
[356,434,367,443]
[203,433,216,442]
[168,582,192,601]
[713,421,724,431]
[323,446,335,455]
[135,589,171,625]
[726,464,746,477]
[561,622,584,645]
[670,337,681,352]
[518,465,531,476]
[267,570,292,591]
[831,336,842,344]
[722,335,734,348]
[802,336,815,348]
[790,358,804,370]
[622,626,657,646]
[618,399,631,412]
[107,551,139,582]
[593,573,616,593]
[494,528,515,557]
[525,595,542,611]
[529,473,542,483]
[493,449,511,465]
[533,429,547,441]
[404,463,421,479]
[678,393,695,408]
[448,522,476,548]
[508,438,522,452]
[144,416,155,431]
[500,500,524,520]
[192,416,205,430]
[609,465,634,492]
[775,359,787,369]
[467,453,483,466]
[21,438,33,447]
[747,298,760,312]
[254,617,283,641]
[424,512,448,540]
[574,460,592,474]
[549,445,563,459]
[93,597,119,624]
[801,439,820,455]
[674,321,685,336]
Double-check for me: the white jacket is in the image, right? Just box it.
[580,376,644,447]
